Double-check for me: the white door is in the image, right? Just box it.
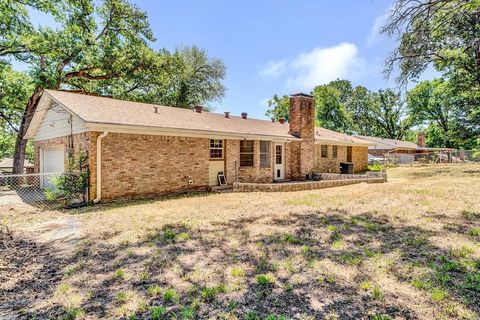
[274,143,285,180]
[41,148,64,188]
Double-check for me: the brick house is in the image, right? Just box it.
[25,90,372,202]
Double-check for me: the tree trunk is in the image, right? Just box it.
[12,87,43,174]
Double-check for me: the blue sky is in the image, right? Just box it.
[134,0,406,118]
[27,0,437,119]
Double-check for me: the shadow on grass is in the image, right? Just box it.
[67,191,214,216]
[2,209,479,319]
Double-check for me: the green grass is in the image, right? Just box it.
[468,227,480,236]
[431,287,447,302]
[115,291,129,304]
[360,280,371,291]
[230,267,246,277]
[372,285,382,300]
[113,269,125,279]
[139,271,149,282]
[256,274,274,286]
[147,285,162,297]
[150,306,167,320]
[163,288,179,303]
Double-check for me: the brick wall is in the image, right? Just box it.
[289,94,315,180]
[97,133,210,200]
[225,139,275,183]
[352,146,368,172]
[313,145,347,173]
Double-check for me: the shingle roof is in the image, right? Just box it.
[315,128,372,145]
[45,90,295,139]
[355,135,419,150]
[40,90,372,145]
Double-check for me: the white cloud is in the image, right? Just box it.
[286,43,366,90]
[259,43,368,91]
[366,10,390,46]
[259,59,287,78]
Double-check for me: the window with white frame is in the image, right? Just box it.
[210,139,223,159]
[260,141,270,168]
[240,140,254,167]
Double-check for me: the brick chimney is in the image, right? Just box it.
[417,132,426,147]
[279,118,286,124]
[289,93,315,180]
[224,111,230,118]
[241,112,248,119]
[194,105,203,113]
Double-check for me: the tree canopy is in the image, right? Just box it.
[382,0,479,138]
[0,0,226,172]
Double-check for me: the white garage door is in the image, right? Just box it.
[41,148,65,189]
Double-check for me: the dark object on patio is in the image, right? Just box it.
[312,173,321,181]
[340,162,354,174]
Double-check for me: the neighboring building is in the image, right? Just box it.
[0,158,34,174]
[25,90,372,201]
[356,133,455,164]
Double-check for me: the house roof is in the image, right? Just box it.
[355,135,419,150]
[0,158,33,168]
[355,135,455,151]
[27,90,372,145]
[316,128,372,146]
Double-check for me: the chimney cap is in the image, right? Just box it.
[224,111,230,118]
[279,118,286,124]
[241,112,248,119]
[290,92,314,98]
[194,105,203,113]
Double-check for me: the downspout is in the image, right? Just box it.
[93,131,108,203]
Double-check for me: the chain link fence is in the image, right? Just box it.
[0,173,62,209]
[370,149,480,166]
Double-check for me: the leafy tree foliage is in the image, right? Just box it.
[0,0,226,173]
[0,65,33,132]
[267,80,413,140]
[368,89,413,140]
[312,84,352,133]
[382,0,479,138]
[265,94,290,121]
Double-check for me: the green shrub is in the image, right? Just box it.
[48,152,89,206]
[368,163,384,172]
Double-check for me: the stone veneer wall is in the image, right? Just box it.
[96,133,210,200]
[233,174,386,192]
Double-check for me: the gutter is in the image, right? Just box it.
[93,131,108,203]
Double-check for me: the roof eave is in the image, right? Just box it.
[85,122,302,142]
[314,139,373,147]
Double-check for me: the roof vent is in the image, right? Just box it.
[153,106,158,113]
[194,105,203,113]
[279,118,286,124]
[224,111,230,118]
[241,112,248,119]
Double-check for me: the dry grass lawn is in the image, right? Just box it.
[1,164,480,320]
